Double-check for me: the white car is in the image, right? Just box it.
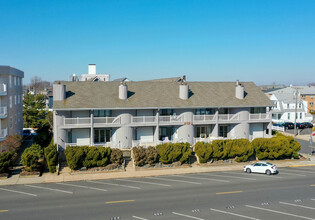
[244,161,278,175]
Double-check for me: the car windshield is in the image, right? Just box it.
[23,130,31,134]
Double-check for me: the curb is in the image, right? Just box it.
[288,164,315,167]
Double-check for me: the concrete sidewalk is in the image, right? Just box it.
[1,156,315,186]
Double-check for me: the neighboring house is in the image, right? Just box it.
[70,64,110,82]
[266,86,315,114]
[53,78,273,150]
[269,93,313,123]
[0,66,24,148]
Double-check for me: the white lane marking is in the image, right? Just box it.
[198,173,256,181]
[246,205,315,220]
[279,202,315,210]
[311,199,315,201]
[210,208,260,220]
[278,172,306,177]
[172,212,204,220]
[171,174,230,183]
[24,184,73,194]
[56,183,107,192]
[146,177,201,185]
[87,180,141,189]
[132,216,148,220]
[116,179,171,187]
[222,171,283,179]
[0,187,37,197]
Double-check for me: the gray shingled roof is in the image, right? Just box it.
[53,81,273,110]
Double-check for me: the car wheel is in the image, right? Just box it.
[246,168,251,173]
[266,170,271,175]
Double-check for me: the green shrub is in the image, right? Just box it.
[65,146,112,170]
[146,146,159,166]
[44,143,58,173]
[0,151,15,173]
[110,148,123,165]
[65,146,86,170]
[194,142,213,163]
[21,144,44,171]
[156,142,191,164]
[252,134,301,160]
[132,147,147,166]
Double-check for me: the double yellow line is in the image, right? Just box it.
[105,200,135,204]
[216,190,243,195]
[0,210,8,213]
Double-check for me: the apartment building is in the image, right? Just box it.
[269,93,313,123]
[53,78,273,150]
[0,66,24,145]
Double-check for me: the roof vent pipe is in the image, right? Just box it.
[179,83,189,100]
[119,82,128,100]
[53,83,66,101]
[88,64,96,75]
[235,80,244,99]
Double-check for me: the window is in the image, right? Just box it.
[218,108,228,114]
[14,76,17,86]
[18,95,20,104]
[160,109,173,116]
[298,103,302,108]
[9,117,13,129]
[287,104,289,109]
[195,108,214,115]
[300,113,303,119]
[197,126,209,138]
[93,110,111,117]
[14,96,17,105]
[250,107,266,114]
[302,95,306,98]
[9,96,12,108]
[15,114,17,124]
[311,95,314,99]
[94,129,111,143]
[159,127,174,141]
[9,76,12,88]
[288,113,290,120]
[219,125,228,138]
[310,102,314,107]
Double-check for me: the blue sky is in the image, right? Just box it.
[1,0,315,85]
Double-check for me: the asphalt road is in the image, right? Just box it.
[0,166,315,220]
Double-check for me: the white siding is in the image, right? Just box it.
[137,127,154,142]
[72,129,90,145]
[250,124,264,140]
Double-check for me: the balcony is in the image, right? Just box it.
[0,106,7,118]
[249,113,270,121]
[0,84,7,96]
[193,115,216,124]
[218,114,239,121]
[94,117,121,127]
[132,116,156,125]
[63,117,91,128]
[159,115,184,125]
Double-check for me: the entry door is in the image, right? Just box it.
[94,129,111,144]
[197,126,208,138]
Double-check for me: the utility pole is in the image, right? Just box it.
[294,88,298,136]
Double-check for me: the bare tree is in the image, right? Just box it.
[307,83,315,87]
[30,76,52,94]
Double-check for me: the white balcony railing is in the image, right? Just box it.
[0,84,7,95]
[193,114,216,123]
[159,115,184,123]
[94,117,121,125]
[0,128,8,138]
[249,113,270,120]
[0,106,7,116]
[64,117,91,126]
[132,116,156,124]
[218,114,239,121]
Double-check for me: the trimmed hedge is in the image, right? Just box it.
[21,144,44,171]
[0,151,15,173]
[44,143,58,173]
[132,146,160,166]
[65,146,123,170]
[252,134,301,160]
[156,142,192,164]
[195,139,253,163]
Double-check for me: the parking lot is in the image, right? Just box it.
[0,166,314,219]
